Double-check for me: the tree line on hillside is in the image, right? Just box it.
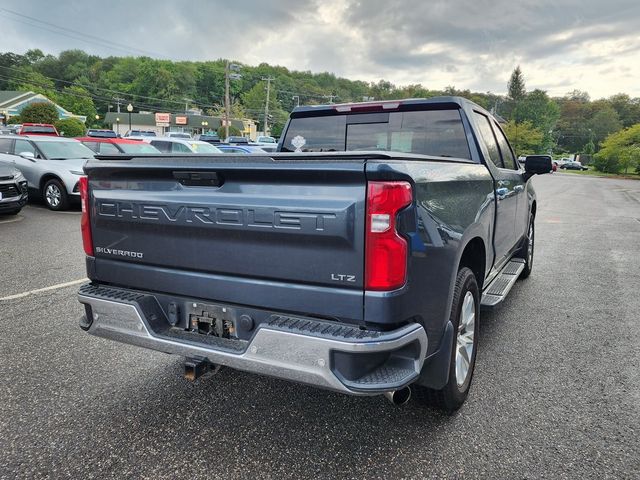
[1,49,638,173]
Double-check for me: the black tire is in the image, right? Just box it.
[413,267,480,413]
[42,179,69,211]
[519,214,535,279]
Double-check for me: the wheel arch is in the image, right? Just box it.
[457,236,486,290]
[39,173,64,193]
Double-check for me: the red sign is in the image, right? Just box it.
[155,113,170,126]
[175,116,187,125]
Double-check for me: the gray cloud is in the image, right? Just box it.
[1,0,639,97]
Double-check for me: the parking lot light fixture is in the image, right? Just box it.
[127,104,133,132]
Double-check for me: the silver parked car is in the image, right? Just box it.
[0,135,95,210]
[0,162,28,215]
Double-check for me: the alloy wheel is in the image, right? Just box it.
[45,184,61,208]
[455,291,476,387]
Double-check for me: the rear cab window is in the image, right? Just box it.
[282,108,471,160]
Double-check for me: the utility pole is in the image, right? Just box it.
[113,97,124,113]
[224,63,242,139]
[225,62,230,139]
[262,76,275,136]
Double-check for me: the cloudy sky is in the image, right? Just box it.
[1,0,639,98]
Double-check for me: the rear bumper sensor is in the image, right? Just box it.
[77,283,427,395]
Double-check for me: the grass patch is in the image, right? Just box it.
[559,167,640,180]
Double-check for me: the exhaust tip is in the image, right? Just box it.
[383,386,411,406]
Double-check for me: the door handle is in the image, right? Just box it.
[495,187,508,198]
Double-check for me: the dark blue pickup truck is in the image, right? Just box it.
[77,97,551,412]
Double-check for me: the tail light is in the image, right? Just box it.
[365,181,412,290]
[79,176,93,256]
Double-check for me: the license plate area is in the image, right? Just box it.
[185,302,237,339]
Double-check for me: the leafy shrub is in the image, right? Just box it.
[19,102,59,124]
[54,118,85,137]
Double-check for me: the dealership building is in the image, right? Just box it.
[104,111,255,138]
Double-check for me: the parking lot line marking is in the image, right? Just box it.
[0,278,88,301]
[0,215,24,225]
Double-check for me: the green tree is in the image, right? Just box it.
[19,102,59,124]
[518,89,560,150]
[57,85,97,119]
[241,81,285,133]
[54,118,85,137]
[503,120,544,155]
[507,66,526,102]
[217,125,241,138]
[594,123,640,173]
[588,103,622,147]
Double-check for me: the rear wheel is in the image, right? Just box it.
[413,267,480,413]
[43,179,69,211]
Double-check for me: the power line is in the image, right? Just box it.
[0,64,222,109]
[0,8,166,58]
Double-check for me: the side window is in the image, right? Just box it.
[473,113,503,168]
[100,143,120,154]
[0,138,13,154]
[83,142,100,153]
[493,122,518,170]
[172,142,192,153]
[150,141,170,153]
[13,139,36,156]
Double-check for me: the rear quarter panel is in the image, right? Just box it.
[365,160,494,354]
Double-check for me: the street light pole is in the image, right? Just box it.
[126,103,133,133]
[116,118,120,135]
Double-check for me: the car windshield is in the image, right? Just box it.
[36,140,95,159]
[118,143,160,154]
[88,130,117,138]
[23,125,56,134]
[169,133,191,139]
[259,137,276,143]
[189,142,221,153]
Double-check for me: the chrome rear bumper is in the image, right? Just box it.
[77,284,427,395]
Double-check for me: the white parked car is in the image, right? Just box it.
[165,132,192,139]
[0,135,95,210]
[140,137,222,154]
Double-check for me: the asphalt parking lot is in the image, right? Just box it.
[1,174,638,479]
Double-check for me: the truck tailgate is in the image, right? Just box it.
[85,155,367,320]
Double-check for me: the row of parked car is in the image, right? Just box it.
[0,127,276,214]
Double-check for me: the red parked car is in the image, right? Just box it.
[18,123,59,136]
[76,137,160,154]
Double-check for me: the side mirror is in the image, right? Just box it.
[19,151,36,161]
[524,155,552,181]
